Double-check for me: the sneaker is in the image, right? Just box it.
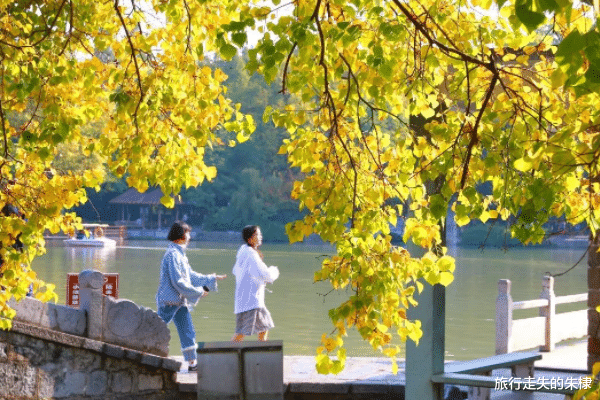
[188,363,198,372]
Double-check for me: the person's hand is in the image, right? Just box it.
[201,290,209,298]
[216,274,227,280]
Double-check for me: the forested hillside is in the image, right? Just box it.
[72,53,302,242]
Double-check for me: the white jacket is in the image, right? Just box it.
[232,244,279,314]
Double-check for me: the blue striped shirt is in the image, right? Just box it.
[155,242,217,310]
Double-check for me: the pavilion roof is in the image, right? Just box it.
[108,188,185,205]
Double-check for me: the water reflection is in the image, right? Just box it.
[66,246,115,273]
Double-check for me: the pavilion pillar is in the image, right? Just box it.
[406,283,445,400]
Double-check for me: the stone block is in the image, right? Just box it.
[83,338,104,353]
[79,270,105,289]
[88,370,108,396]
[40,304,59,330]
[197,351,241,396]
[125,349,143,362]
[54,371,87,398]
[106,299,142,337]
[0,363,37,397]
[39,362,62,376]
[8,296,47,326]
[244,350,284,397]
[111,370,133,393]
[11,321,85,349]
[54,304,86,336]
[162,357,182,372]
[72,349,101,370]
[79,270,105,341]
[37,369,57,399]
[138,374,163,391]
[103,343,125,359]
[102,296,170,356]
[140,353,162,368]
[590,289,600,308]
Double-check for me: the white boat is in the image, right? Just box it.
[64,224,117,248]
[64,236,117,248]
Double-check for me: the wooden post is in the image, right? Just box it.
[539,275,555,352]
[496,279,513,354]
[406,284,445,400]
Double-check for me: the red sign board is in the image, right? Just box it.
[66,273,119,308]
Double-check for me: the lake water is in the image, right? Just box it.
[32,240,588,360]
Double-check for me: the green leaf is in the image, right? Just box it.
[585,64,600,84]
[537,0,559,12]
[555,30,585,65]
[430,195,446,220]
[220,44,237,61]
[379,63,393,79]
[368,85,379,98]
[515,0,546,31]
[232,32,248,47]
[196,44,204,58]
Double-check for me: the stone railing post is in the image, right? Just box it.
[496,279,513,354]
[539,275,556,352]
[79,270,105,341]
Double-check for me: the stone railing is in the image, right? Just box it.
[9,269,170,357]
[495,276,587,354]
[2,269,184,399]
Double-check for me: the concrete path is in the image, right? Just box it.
[536,339,588,372]
[174,339,590,398]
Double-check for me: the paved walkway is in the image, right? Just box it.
[174,339,589,398]
[536,339,587,372]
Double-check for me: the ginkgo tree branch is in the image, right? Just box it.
[460,59,499,189]
[114,0,145,134]
[392,0,490,68]
[183,0,192,54]
[281,42,298,94]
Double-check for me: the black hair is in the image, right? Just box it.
[2,204,21,218]
[167,221,191,242]
[242,225,259,244]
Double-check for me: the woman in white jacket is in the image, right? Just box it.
[231,225,279,342]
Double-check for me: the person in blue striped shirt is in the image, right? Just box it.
[156,222,226,372]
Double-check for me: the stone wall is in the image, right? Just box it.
[8,270,170,357]
[0,320,183,399]
[2,270,184,399]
